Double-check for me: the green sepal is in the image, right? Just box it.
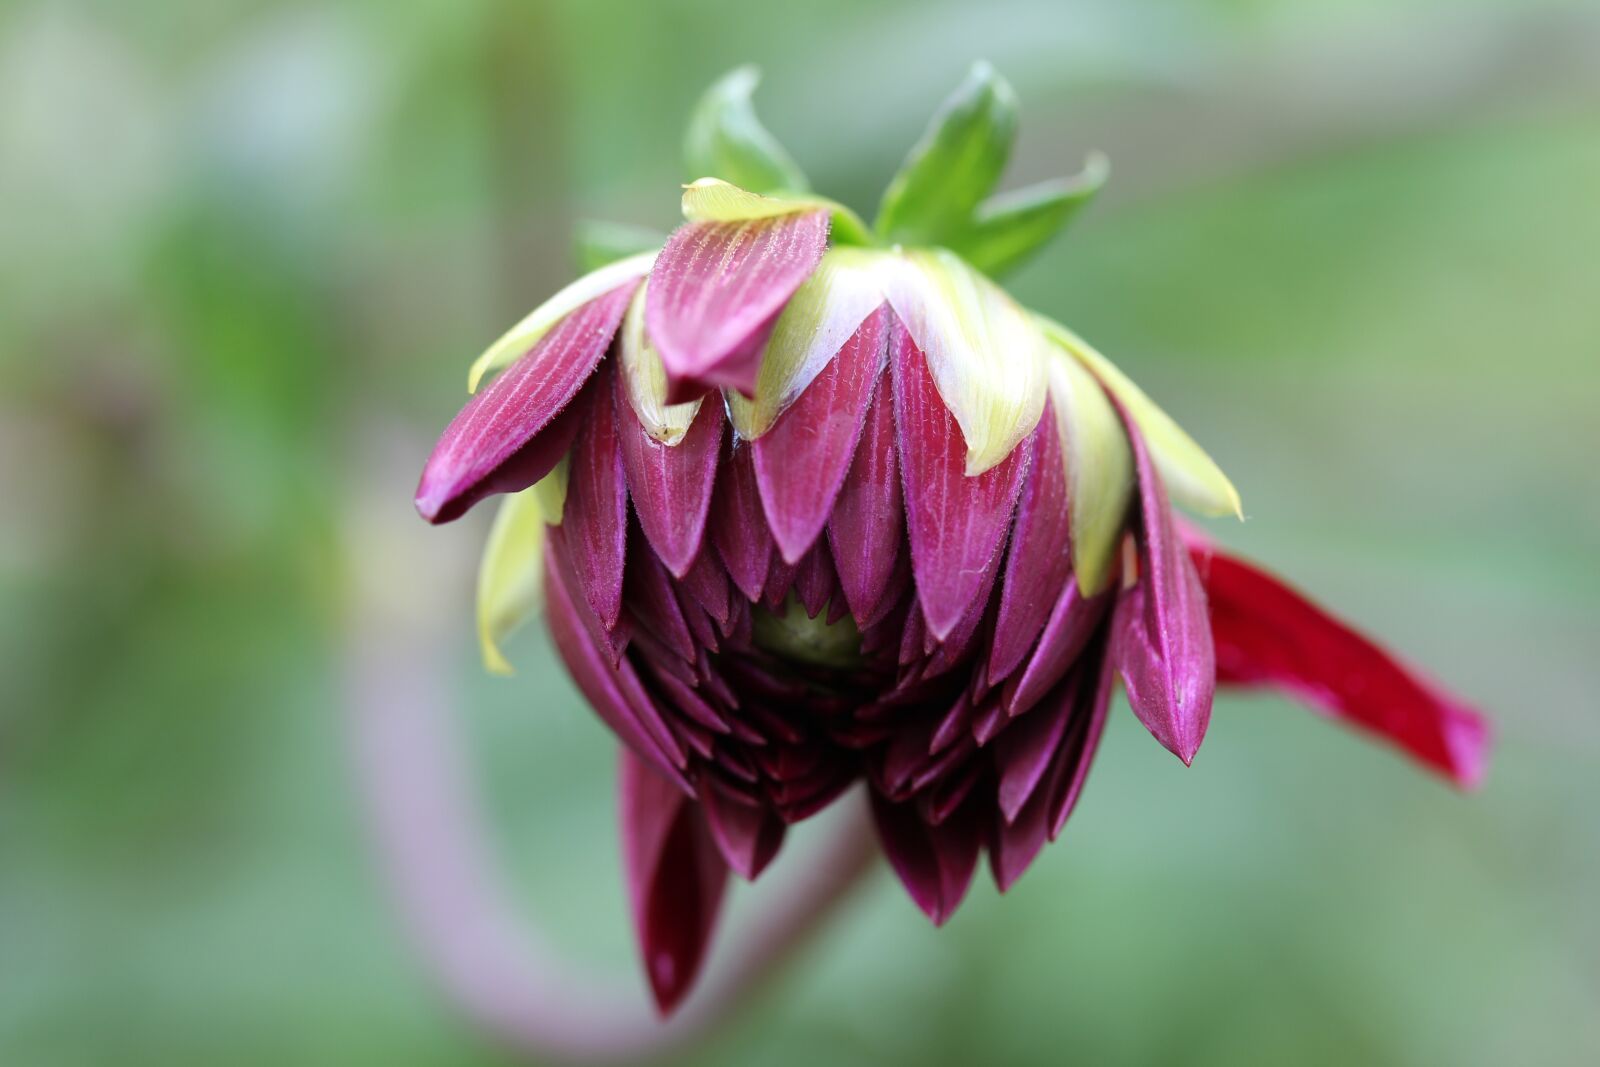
[951,153,1108,278]
[573,220,665,273]
[875,61,1018,246]
[684,66,809,196]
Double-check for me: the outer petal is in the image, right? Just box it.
[827,369,904,623]
[699,782,787,880]
[1113,411,1215,765]
[617,282,705,445]
[1048,351,1132,596]
[645,209,829,401]
[727,249,889,440]
[616,370,726,577]
[1195,548,1491,787]
[417,284,636,523]
[988,395,1074,685]
[619,751,728,1015]
[881,248,1048,474]
[561,363,629,630]
[753,305,887,563]
[1042,316,1242,520]
[892,319,1030,641]
[709,441,776,602]
[870,790,981,926]
[466,253,655,393]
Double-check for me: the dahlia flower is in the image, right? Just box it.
[415,65,1491,1014]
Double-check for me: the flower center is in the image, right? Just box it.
[751,595,864,670]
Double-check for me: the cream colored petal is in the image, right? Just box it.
[619,281,703,445]
[726,247,889,440]
[881,248,1048,474]
[1048,353,1133,596]
[681,178,871,243]
[476,484,551,676]
[466,251,656,394]
[1040,316,1243,519]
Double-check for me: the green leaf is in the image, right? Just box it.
[953,153,1109,278]
[573,220,665,273]
[684,66,809,195]
[875,61,1018,246]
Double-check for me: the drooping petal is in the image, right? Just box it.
[474,485,548,676]
[753,305,887,562]
[893,319,1030,641]
[618,750,728,1015]
[1042,315,1242,520]
[994,672,1076,823]
[988,395,1074,685]
[617,282,705,445]
[616,370,726,577]
[1002,578,1112,715]
[870,790,982,926]
[1194,548,1491,787]
[1112,412,1215,765]
[645,208,829,401]
[828,370,903,623]
[699,781,786,880]
[417,284,637,523]
[881,248,1048,474]
[561,362,629,630]
[727,249,889,440]
[1047,351,1132,597]
[709,441,776,602]
[466,254,655,393]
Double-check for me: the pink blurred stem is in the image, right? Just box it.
[342,623,877,1064]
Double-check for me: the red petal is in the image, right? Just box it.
[618,750,728,1015]
[1002,580,1112,715]
[1112,411,1214,765]
[753,305,888,563]
[645,212,830,402]
[891,319,1031,641]
[699,782,787,880]
[615,370,726,577]
[1195,548,1491,787]
[709,441,775,602]
[416,281,636,523]
[828,368,904,622]
[870,789,982,926]
[561,362,629,630]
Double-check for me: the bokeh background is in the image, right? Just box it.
[3,0,1599,1063]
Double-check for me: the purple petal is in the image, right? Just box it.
[561,362,629,630]
[891,317,1031,641]
[616,368,726,577]
[1112,409,1215,765]
[624,524,698,662]
[753,305,888,563]
[994,673,1076,823]
[645,211,830,402]
[618,750,728,1015]
[416,281,637,523]
[1196,546,1491,787]
[709,442,775,602]
[828,368,904,622]
[699,783,787,880]
[870,789,981,926]
[1002,579,1112,715]
[988,395,1074,684]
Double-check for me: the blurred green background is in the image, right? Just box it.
[3,0,1598,1064]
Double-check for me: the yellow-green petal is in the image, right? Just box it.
[619,281,703,445]
[466,251,656,394]
[726,247,889,440]
[1048,353,1133,596]
[681,178,872,245]
[476,485,550,676]
[881,248,1048,474]
[1040,316,1243,519]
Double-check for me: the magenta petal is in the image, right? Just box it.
[416,281,637,523]
[544,534,690,790]
[618,750,728,1015]
[828,369,904,622]
[699,783,787,880]
[709,442,775,602]
[562,362,629,630]
[994,674,1075,823]
[988,397,1074,684]
[1003,580,1112,715]
[754,305,888,563]
[870,790,981,926]
[616,371,726,577]
[1195,548,1491,787]
[1111,411,1215,765]
[892,319,1031,641]
[645,211,830,401]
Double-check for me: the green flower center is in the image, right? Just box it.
[751,595,864,670]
